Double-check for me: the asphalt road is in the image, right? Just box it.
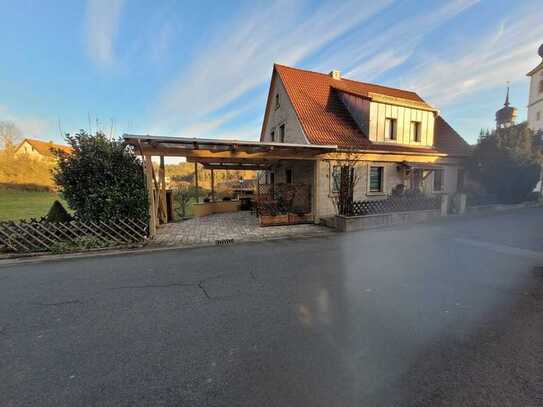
[1,208,543,406]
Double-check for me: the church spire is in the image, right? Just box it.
[496,82,517,129]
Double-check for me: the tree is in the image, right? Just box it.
[468,122,542,204]
[0,121,22,148]
[53,130,148,221]
[329,150,362,215]
[174,185,202,219]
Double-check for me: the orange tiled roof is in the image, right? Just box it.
[18,138,73,157]
[272,64,470,156]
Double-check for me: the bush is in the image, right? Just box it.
[49,236,115,254]
[53,131,148,222]
[46,200,72,223]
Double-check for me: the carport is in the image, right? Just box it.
[123,134,337,238]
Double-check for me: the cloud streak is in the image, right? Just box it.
[84,0,124,68]
[328,0,481,81]
[400,5,543,107]
[152,0,392,135]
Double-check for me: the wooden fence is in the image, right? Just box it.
[0,218,148,253]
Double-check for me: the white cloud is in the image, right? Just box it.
[152,0,392,135]
[84,0,124,68]
[399,5,543,107]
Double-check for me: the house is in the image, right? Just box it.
[258,64,470,219]
[15,138,72,160]
[125,64,470,234]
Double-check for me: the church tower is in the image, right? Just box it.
[527,43,543,132]
[495,86,517,129]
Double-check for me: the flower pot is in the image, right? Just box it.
[288,213,304,224]
[259,214,289,226]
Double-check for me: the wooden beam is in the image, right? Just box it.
[144,155,157,238]
[159,155,167,223]
[194,162,199,203]
[136,147,324,161]
[211,169,215,202]
[202,164,270,171]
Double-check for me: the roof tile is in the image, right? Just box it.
[274,64,469,156]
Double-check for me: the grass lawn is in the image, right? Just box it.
[0,189,65,221]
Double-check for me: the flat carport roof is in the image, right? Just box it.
[123,134,338,170]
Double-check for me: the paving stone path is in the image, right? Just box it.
[152,211,332,246]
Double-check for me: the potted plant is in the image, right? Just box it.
[259,202,289,226]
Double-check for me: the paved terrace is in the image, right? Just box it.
[152,211,332,246]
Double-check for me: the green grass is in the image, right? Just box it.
[0,189,66,221]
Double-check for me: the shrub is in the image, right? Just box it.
[46,200,72,223]
[53,131,148,222]
[49,236,115,254]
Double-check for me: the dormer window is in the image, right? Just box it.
[411,121,421,142]
[385,118,397,141]
[275,94,280,109]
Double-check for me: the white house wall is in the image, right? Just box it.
[314,159,462,219]
[261,76,308,144]
[528,68,543,132]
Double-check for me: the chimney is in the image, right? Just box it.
[329,69,341,80]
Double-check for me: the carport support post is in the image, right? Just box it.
[159,155,167,223]
[144,155,157,238]
[194,162,199,203]
[211,169,215,202]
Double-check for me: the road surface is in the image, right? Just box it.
[1,208,543,406]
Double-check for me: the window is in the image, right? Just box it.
[411,121,421,142]
[275,94,280,109]
[369,166,384,193]
[279,124,285,143]
[433,169,444,192]
[385,118,397,140]
[332,165,341,193]
[457,168,465,192]
[270,130,275,142]
[285,169,293,184]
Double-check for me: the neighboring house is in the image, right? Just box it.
[259,64,470,219]
[15,138,72,160]
[527,43,543,194]
[527,43,543,133]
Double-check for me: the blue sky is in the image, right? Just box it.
[1,0,542,145]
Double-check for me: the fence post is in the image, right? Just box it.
[458,193,467,215]
[440,194,449,216]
